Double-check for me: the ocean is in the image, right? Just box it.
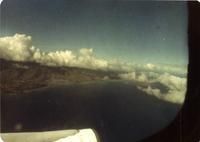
[1,80,181,142]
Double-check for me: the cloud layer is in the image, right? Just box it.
[0,34,187,74]
[119,72,187,104]
[0,34,138,72]
[0,34,110,70]
[0,34,187,104]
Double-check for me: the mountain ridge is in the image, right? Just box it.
[0,58,121,93]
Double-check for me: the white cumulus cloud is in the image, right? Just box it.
[118,72,136,80]
[157,73,186,91]
[0,34,187,104]
[0,34,35,61]
[136,73,187,104]
[119,70,187,104]
[0,34,110,70]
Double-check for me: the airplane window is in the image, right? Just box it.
[0,1,188,142]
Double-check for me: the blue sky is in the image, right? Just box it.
[0,0,188,65]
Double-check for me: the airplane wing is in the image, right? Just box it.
[1,129,98,142]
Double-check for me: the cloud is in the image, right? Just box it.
[0,34,110,70]
[157,73,186,91]
[0,34,187,76]
[137,86,161,98]
[118,65,187,104]
[135,63,187,77]
[0,34,187,104]
[137,85,185,104]
[137,73,148,82]
[146,63,156,70]
[119,70,187,104]
[118,72,149,83]
[136,73,187,104]
[0,34,136,71]
[0,34,34,61]
[118,72,136,80]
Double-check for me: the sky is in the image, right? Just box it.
[0,0,188,65]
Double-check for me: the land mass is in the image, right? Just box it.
[0,58,122,93]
